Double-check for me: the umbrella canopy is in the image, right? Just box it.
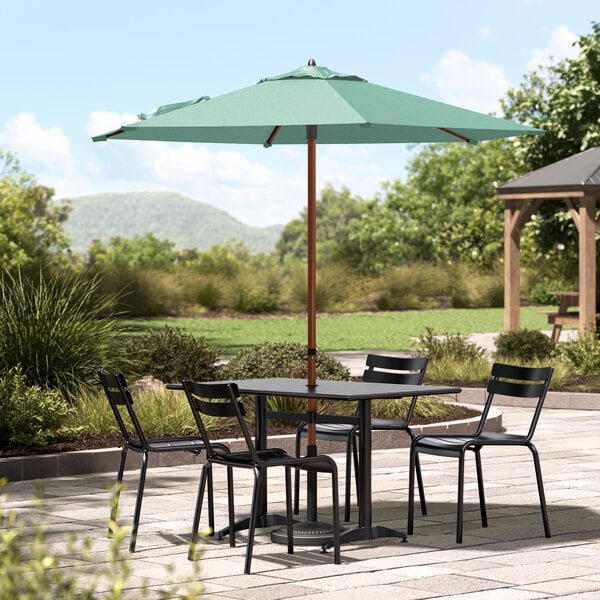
[93,61,543,448]
[93,63,541,146]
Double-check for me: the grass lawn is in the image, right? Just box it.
[125,306,559,357]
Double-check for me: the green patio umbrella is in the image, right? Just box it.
[93,59,542,467]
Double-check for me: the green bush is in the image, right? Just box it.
[373,264,449,311]
[125,326,221,383]
[0,270,125,397]
[417,327,486,362]
[223,342,350,416]
[448,265,504,308]
[95,266,183,316]
[494,329,556,362]
[285,264,350,312]
[232,287,279,313]
[527,278,574,305]
[0,367,72,445]
[555,332,600,375]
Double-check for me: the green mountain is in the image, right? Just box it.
[61,191,282,254]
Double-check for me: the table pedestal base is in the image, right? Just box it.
[270,520,339,546]
[217,513,287,540]
[321,525,407,551]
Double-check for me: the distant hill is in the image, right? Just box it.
[61,191,283,254]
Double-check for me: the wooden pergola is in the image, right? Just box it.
[498,147,600,336]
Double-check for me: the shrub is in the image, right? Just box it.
[223,342,350,416]
[417,327,486,362]
[0,270,125,397]
[232,287,279,313]
[125,326,221,383]
[0,367,72,445]
[95,266,183,316]
[373,264,449,311]
[448,265,504,308]
[555,332,600,375]
[527,278,574,305]
[494,329,556,362]
[285,264,350,312]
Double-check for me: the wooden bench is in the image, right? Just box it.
[539,291,579,342]
[539,291,599,342]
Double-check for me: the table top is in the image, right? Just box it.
[171,377,461,400]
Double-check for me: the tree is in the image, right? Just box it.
[348,139,525,273]
[502,21,600,169]
[276,185,366,265]
[502,21,600,273]
[87,232,178,271]
[0,149,70,270]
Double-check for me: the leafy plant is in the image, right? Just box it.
[0,482,203,599]
[223,342,350,416]
[0,269,125,397]
[125,326,221,384]
[232,287,279,313]
[528,279,574,305]
[555,332,600,375]
[0,367,72,445]
[417,327,486,363]
[494,329,556,362]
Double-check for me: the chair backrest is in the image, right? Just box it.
[98,371,148,448]
[182,380,257,461]
[363,354,428,385]
[477,362,554,439]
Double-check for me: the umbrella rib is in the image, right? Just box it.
[438,127,471,143]
[264,125,281,147]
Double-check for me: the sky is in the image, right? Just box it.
[0,1,597,227]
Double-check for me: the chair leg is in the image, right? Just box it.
[227,466,235,547]
[285,467,294,555]
[407,445,416,535]
[293,431,302,515]
[207,463,215,535]
[109,446,128,534]
[456,453,465,544]
[474,449,487,528]
[244,467,261,574]
[130,452,148,552]
[352,432,360,509]
[188,464,208,560]
[344,434,354,522]
[330,468,341,564]
[414,453,428,516]
[529,444,551,538]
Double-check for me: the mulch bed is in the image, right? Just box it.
[0,406,478,458]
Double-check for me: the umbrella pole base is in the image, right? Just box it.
[270,520,340,546]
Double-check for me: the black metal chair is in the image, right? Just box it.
[407,362,554,543]
[294,354,429,521]
[182,379,341,574]
[98,371,227,552]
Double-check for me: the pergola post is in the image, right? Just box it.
[504,199,521,332]
[578,195,597,335]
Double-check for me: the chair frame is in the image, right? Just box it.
[294,354,429,521]
[98,371,226,552]
[407,362,554,543]
[183,379,341,574]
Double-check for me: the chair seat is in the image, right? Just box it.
[297,422,356,441]
[370,417,409,430]
[144,436,206,452]
[416,432,529,457]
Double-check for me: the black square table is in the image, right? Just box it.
[225,377,461,548]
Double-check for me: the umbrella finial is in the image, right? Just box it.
[308,58,316,66]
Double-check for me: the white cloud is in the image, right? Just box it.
[526,25,579,71]
[0,112,76,176]
[421,49,510,114]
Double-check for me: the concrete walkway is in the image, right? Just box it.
[4,403,600,598]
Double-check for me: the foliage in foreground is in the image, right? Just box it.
[0,270,125,397]
[556,331,600,375]
[0,481,203,599]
